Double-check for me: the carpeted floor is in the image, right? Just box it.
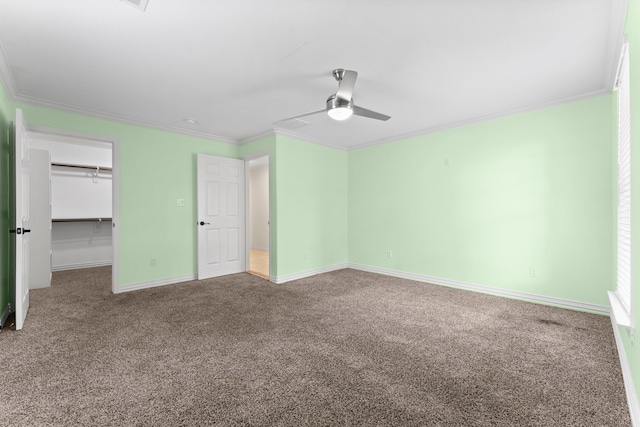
[0,267,631,426]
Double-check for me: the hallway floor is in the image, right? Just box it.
[249,249,269,280]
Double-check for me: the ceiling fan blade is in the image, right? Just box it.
[352,105,391,121]
[335,70,358,101]
[274,108,326,124]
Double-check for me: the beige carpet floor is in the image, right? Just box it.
[0,267,631,426]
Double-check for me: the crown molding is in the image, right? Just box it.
[272,129,348,151]
[13,86,611,155]
[240,128,348,151]
[347,88,611,152]
[29,125,119,148]
[603,0,629,91]
[240,129,277,144]
[0,38,616,154]
[12,92,240,144]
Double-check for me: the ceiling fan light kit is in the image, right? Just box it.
[326,95,353,121]
[327,107,353,121]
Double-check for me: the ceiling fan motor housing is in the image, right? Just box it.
[327,95,353,110]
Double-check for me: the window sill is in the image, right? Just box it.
[608,291,632,328]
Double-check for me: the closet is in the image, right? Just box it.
[29,132,113,289]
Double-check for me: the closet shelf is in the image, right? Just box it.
[51,162,112,171]
[52,218,112,223]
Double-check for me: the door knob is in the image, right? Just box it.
[9,228,30,234]
[199,221,210,226]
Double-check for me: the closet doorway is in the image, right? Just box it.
[246,155,269,280]
[28,127,119,293]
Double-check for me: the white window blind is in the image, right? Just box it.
[616,41,632,316]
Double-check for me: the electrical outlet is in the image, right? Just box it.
[529,267,537,277]
[150,258,157,267]
[387,250,393,258]
[444,158,450,166]
[176,198,185,207]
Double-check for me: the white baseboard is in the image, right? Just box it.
[52,260,112,272]
[609,306,640,427]
[348,263,609,315]
[119,264,347,292]
[116,274,197,294]
[271,263,348,284]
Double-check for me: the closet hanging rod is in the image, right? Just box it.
[51,162,113,171]
[52,218,112,223]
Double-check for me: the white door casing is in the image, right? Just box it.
[197,154,246,279]
[13,109,31,330]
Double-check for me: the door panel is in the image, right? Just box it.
[227,228,239,261]
[13,109,31,330]
[227,183,239,216]
[206,182,220,216]
[197,154,245,279]
[206,228,220,264]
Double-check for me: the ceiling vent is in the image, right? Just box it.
[121,0,149,11]
[274,118,310,130]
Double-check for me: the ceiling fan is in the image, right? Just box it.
[277,69,391,124]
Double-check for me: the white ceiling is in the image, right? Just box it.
[0,0,628,150]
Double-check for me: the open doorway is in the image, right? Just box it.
[247,156,269,280]
[28,126,119,293]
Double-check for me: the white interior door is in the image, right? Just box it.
[197,154,245,279]
[13,109,31,330]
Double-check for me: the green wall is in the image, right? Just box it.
[240,134,349,278]
[0,85,619,306]
[0,80,14,319]
[620,0,640,412]
[0,92,348,292]
[274,135,348,278]
[349,94,614,307]
[15,102,238,287]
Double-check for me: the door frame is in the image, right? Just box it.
[243,151,271,281]
[29,125,120,293]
